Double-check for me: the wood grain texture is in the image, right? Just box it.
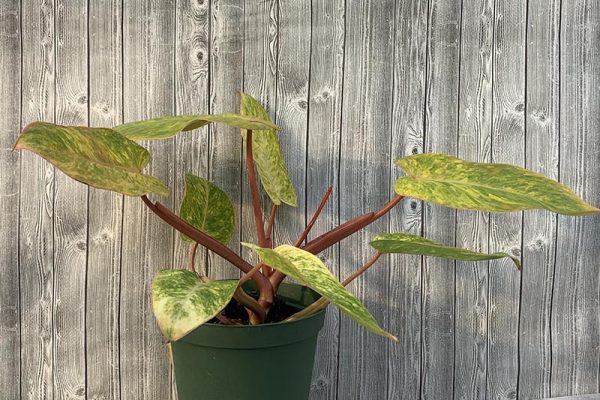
[120,1,175,399]
[3,1,600,399]
[387,0,428,398]
[520,0,561,398]
[305,0,344,398]
[19,1,56,399]
[337,1,395,399]
[421,0,461,398]
[0,1,21,399]
[487,1,526,399]
[87,0,123,398]
[454,0,493,397]
[209,0,244,279]
[53,1,88,398]
[552,0,600,397]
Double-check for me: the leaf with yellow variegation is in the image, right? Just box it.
[370,233,521,269]
[242,243,397,341]
[114,113,280,141]
[394,154,599,215]
[14,122,168,196]
[152,269,237,341]
[240,93,298,207]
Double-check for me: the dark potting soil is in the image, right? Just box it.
[208,295,302,325]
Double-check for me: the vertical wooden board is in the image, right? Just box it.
[273,0,310,248]
[19,1,56,399]
[209,0,244,279]
[241,0,277,265]
[173,0,210,275]
[387,0,428,398]
[552,0,600,396]
[421,0,461,398]
[337,1,394,399]
[120,1,175,399]
[453,0,493,397]
[520,0,561,398]
[305,0,344,398]
[53,1,88,398]
[87,0,123,398]
[487,1,526,399]
[0,1,21,399]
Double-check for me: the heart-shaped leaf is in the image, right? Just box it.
[242,243,397,341]
[14,122,168,196]
[394,153,599,215]
[114,113,280,141]
[370,233,521,269]
[152,269,238,341]
[240,93,298,207]
[179,173,235,244]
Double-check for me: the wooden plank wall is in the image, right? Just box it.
[1,1,599,399]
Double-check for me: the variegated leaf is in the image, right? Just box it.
[370,233,521,269]
[114,113,280,141]
[242,243,397,341]
[240,93,298,207]
[179,173,235,244]
[394,153,599,215]
[14,122,168,196]
[152,269,237,341]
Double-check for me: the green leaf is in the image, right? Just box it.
[14,122,169,196]
[394,153,599,216]
[240,93,298,207]
[179,173,235,244]
[114,113,280,141]
[152,269,237,341]
[242,243,397,341]
[370,233,521,270]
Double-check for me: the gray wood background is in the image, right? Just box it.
[0,0,599,399]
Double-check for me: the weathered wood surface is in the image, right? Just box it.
[1,1,599,399]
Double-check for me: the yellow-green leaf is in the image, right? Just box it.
[240,93,298,207]
[370,233,521,270]
[179,174,235,244]
[114,113,280,141]
[242,243,397,341]
[152,269,237,341]
[14,122,168,196]
[394,153,599,215]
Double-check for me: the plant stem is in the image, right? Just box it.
[188,242,199,273]
[285,252,382,321]
[271,195,403,291]
[140,196,273,321]
[269,186,333,286]
[245,130,268,248]
[265,204,278,249]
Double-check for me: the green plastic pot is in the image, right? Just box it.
[171,281,326,400]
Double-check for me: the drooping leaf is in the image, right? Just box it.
[240,93,298,207]
[370,233,521,270]
[179,173,235,244]
[152,269,237,341]
[114,113,280,141]
[14,122,168,196]
[394,153,599,216]
[242,243,397,341]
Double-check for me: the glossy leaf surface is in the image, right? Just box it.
[394,153,599,215]
[243,243,397,341]
[14,122,168,196]
[179,173,235,244]
[370,233,521,269]
[152,269,237,341]
[114,113,280,141]
[240,93,298,206]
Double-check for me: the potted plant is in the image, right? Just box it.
[14,93,598,400]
